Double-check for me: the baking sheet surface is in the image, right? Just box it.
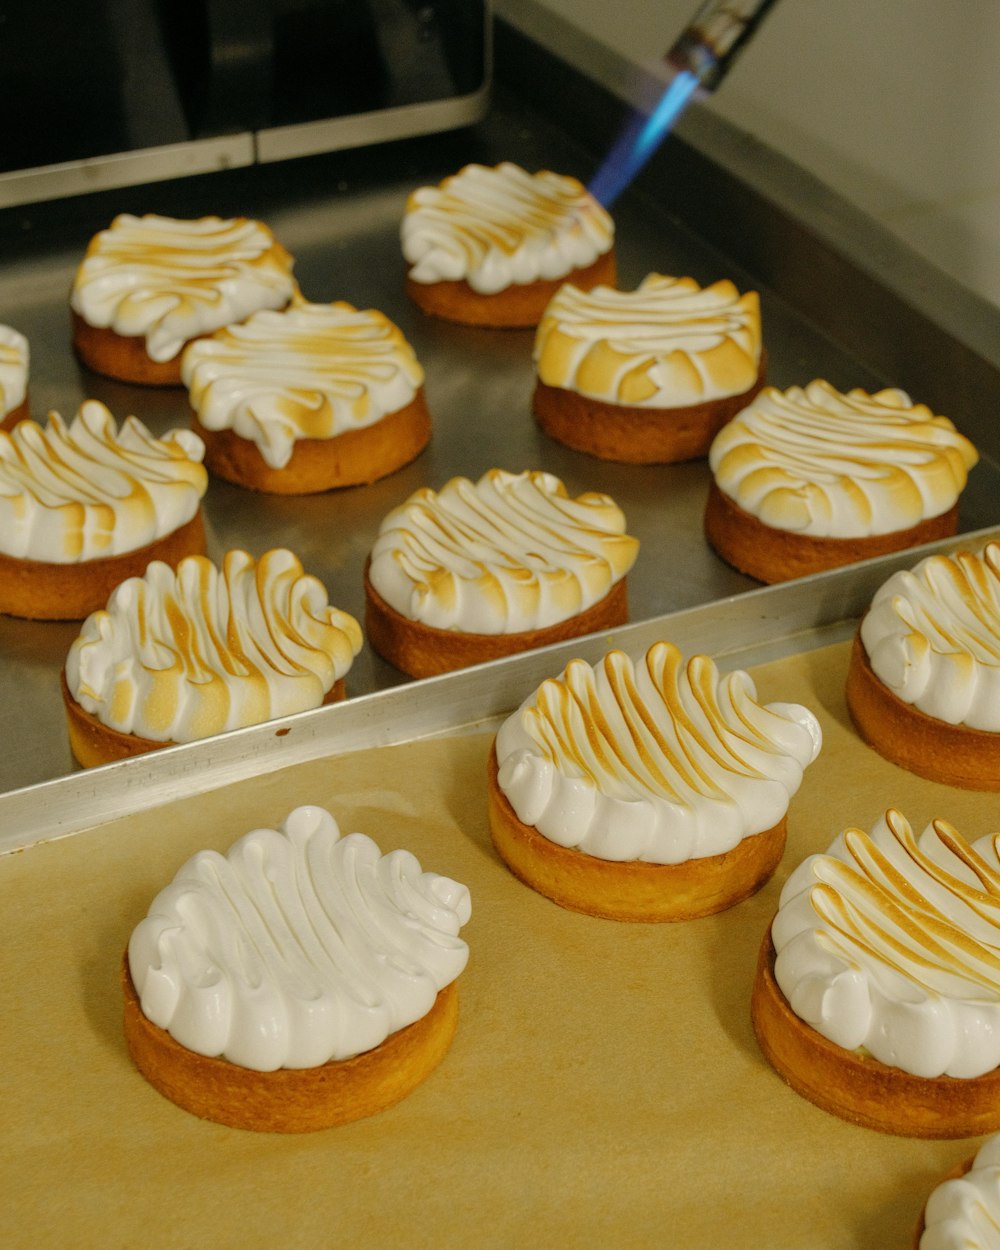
[1,639,993,1249]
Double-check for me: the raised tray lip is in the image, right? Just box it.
[5,523,998,856]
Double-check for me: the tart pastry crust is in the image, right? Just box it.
[192,391,431,494]
[845,632,1000,790]
[0,510,205,621]
[751,930,1000,1138]
[533,357,766,464]
[704,481,959,583]
[71,311,203,387]
[364,562,629,679]
[0,396,29,431]
[122,956,459,1132]
[487,745,786,921]
[63,672,346,768]
[405,251,617,329]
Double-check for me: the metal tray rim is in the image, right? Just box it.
[5,523,998,858]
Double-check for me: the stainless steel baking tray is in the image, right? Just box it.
[1,12,998,802]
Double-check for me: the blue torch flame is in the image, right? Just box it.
[588,69,701,209]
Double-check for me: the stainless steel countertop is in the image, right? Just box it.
[1,23,998,799]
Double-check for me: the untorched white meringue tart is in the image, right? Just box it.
[402,162,615,327]
[753,809,1000,1137]
[533,273,765,463]
[364,468,639,677]
[123,804,471,1130]
[846,542,1000,790]
[488,641,822,921]
[705,380,978,582]
[0,400,207,620]
[181,298,431,493]
[63,548,362,765]
[71,213,296,385]
[0,323,29,430]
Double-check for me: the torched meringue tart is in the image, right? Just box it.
[752,810,1000,1138]
[71,213,296,385]
[846,543,1000,791]
[63,548,363,766]
[0,401,207,621]
[914,1135,1000,1247]
[182,298,431,494]
[488,642,822,921]
[0,323,29,430]
[364,468,639,678]
[123,805,471,1131]
[705,381,979,583]
[401,162,616,327]
[533,273,766,463]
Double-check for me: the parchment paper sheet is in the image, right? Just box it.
[1,640,994,1249]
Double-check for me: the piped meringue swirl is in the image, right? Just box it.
[71,214,296,362]
[128,805,471,1070]
[860,543,1000,731]
[402,162,614,294]
[534,273,762,406]
[367,469,639,634]
[181,300,424,469]
[495,643,822,863]
[0,324,28,417]
[0,401,207,562]
[65,549,362,743]
[921,1133,1000,1249]
[773,810,1000,1079]
[708,381,978,537]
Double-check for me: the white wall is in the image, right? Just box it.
[527,0,1000,308]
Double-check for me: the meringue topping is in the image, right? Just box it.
[708,381,978,537]
[773,810,1000,1078]
[495,642,822,863]
[0,324,28,417]
[65,548,362,743]
[534,273,761,406]
[367,469,639,634]
[921,1133,1000,1248]
[860,543,1000,731]
[0,400,207,563]
[71,213,296,362]
[402,162,614,294]
[181,299,424,469]
[128,805,471,1070]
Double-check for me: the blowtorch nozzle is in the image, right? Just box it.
[588,0,779,207]
[666,0,780,92]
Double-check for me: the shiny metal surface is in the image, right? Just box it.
[1,23,998,804]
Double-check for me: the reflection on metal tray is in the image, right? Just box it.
[0,16,998,803]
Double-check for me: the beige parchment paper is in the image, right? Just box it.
[1,640,995,1249]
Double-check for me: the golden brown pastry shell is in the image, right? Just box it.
[0,395,30,431]
[122,954,459,1132]
[0,510,206,621]
[751,929,1000,1138]
[63,671,346,768]
[71,310,202,386]
[191,389,431,494]
[532,354,767,464]
[703,481,960,583]
[405,250,616,328]
[486,743,786,921]
[845,631,1000,790]
[363,561,629,679]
